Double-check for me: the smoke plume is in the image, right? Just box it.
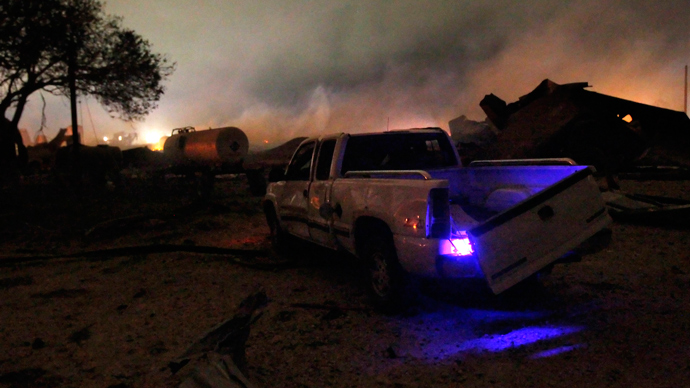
[18,0,690,148]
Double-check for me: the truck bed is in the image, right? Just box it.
[430,164,609,293]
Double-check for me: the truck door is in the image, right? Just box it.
[307,139,338,248]
[277,141,316,240]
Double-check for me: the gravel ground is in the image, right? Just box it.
[0,175,689,388]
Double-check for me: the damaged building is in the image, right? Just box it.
[452,79,690,173]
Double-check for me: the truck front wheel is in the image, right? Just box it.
[264,203,288,254]
[364,234,410,312]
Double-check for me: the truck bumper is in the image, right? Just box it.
[393,235,483,279]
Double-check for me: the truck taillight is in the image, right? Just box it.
[428,188,450,238]
[449,231,474,256]
[443,231,474,256]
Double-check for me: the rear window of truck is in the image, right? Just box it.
[340,132,457,174]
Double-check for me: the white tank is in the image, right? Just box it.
[163,127,249,165]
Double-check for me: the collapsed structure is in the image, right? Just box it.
[453,79,690,172]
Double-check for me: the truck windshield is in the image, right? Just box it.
[340,132,457,175]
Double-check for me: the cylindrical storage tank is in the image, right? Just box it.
[163,127,249,165]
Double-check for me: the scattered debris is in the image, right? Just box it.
[0,368,64,388]
[31,288,88,299]
[68,325,93,345]
[54,143,123,187]
[149,340,168,356]
[321,308,346,321]
[290,302,370,314]
[617,165,690,181]
[171,291,267,388]
[31,338,46,350]
[603,192,690,226]
[385,345,398,359]
[24,128,67,173]
[0,244,287,270]
[448,115,498,165]
[243,137,308,171]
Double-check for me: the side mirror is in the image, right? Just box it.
[268,167,286,182]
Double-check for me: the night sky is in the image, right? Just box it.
[16,0,690,148]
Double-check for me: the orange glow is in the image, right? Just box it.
[621,114,633,123]
[264,139,269,144]
[146,136,168,151]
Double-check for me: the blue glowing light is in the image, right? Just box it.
[530,344,586,359]
[395,305,586,362]
[455,326,583,353]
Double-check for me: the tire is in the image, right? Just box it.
[264,204,288,254]
[245,169,267,197]
[363,232,410,313]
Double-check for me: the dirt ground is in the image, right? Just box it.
[0,174,689,388]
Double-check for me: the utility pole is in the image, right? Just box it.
[66,2,81,187]
[685,65,688,114]
[69,53,79,147]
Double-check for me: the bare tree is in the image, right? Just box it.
[0,0,175,175]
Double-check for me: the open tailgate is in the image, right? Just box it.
[469,168,610,294]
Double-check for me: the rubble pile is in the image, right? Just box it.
[451,79,690,172]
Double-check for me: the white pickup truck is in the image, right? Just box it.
[263,128,611,308]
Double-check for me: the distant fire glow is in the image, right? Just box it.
[143,131,163,144]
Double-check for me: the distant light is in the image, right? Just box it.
[118,136,123,141]
[103,136,108,142]
[264,139,269,144]
[622,114,633,123]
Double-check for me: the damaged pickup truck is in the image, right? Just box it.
[263,128,611,309]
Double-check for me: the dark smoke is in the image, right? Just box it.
[17,0,690,147]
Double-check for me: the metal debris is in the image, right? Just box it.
[475,79,690,172]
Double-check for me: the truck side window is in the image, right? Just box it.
[285,142,316,181]
[315,140,336,180]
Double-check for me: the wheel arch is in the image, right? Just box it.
[353,216,393,258]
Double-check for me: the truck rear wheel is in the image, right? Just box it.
[363,233,410,313]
